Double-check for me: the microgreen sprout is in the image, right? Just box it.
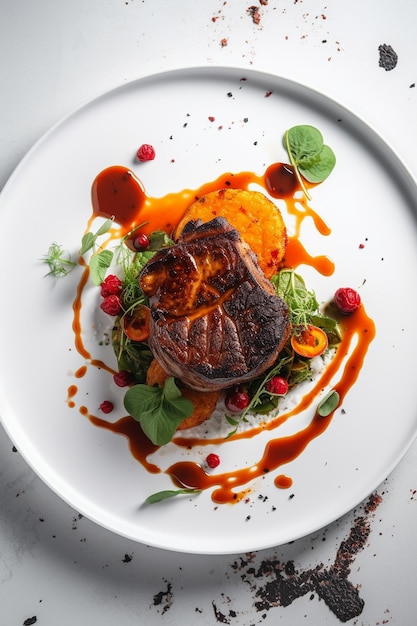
[41,242,76,277]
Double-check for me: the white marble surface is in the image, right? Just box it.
[1,1,417,624]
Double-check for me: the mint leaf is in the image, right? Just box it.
[124,377,194,445]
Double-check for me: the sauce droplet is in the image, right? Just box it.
[92,165,146,231]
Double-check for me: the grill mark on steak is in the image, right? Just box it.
[139,217,290,392]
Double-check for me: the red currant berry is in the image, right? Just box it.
[100,400,114,414]
[136,144,156,162]
[100,274,122,297]
[266,376,289,396]
[100,294,122,316]
[113,371,132,387]
[133,233,149,251]
[334,287,361,315]
[225,388,250,413]
[206,453,220,469]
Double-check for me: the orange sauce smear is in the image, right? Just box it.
[69,162,376,504]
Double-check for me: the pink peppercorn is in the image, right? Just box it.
[100,400,114,414]
[100,294,122,316]
[136,144,156,162]
[113,371,133,387]
[206,453,220,469]
[101,274,123,297]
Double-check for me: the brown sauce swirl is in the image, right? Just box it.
[68,162,376,504]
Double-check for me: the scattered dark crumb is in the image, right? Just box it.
[12,445,17,452]
[265,91,272,97]
[378,43,398,71]
[228,492,383,623]
[122,553,133,563]
[153,581,173,614]
[23,618,37,626]
[410,83,415,88]
[220,38,228,47]
[227,92,233,98]
[212,601,230,624]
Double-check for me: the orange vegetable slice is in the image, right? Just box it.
[290,324,328,358]
[122,304,151,342]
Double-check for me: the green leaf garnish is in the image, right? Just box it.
[89,249,114,285]
[284,125,336,200]
[41,242,76,277]
[317,389,340,417]
[80,218,114,284]
[123,377,194,446]
[145,488,202,504]
[272,269,319,327]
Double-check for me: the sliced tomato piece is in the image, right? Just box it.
[122,304,151,342]
[291,324,328,358]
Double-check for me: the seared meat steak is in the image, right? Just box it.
[139,217,290,392]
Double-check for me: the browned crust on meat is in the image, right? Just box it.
[140,217,290,392]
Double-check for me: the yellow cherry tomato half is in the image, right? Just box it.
[122,304,151,342]
[290,324,328,358]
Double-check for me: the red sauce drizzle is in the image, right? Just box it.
[69,162,376,504]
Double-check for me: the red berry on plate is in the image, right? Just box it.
[133,233,150,251]
[100,294,122,316]
[266,376,289,396]
[113,371,132,387]
[334,287,361,315]
[100,274,122,297]
[206,453,220,469]
[225,388,250,413]
[100,400,114,414]
[136,144,156,162]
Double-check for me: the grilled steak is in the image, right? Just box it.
[139,217,290,392]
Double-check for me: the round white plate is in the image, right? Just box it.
[1,67,417,554]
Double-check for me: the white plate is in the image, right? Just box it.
[1,67,417,554]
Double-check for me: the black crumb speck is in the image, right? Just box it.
[23,618,37,626]
[122,553,133,563]
[227,491,383,623]
[378,43,398,71]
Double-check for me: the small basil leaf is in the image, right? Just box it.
[80,232,95,256]
[95,218,114,237]
[89,249,113,285]
[287,125,324,161]
[317,390,340,417]
[298,145,336,183]
[145,489,201,504]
